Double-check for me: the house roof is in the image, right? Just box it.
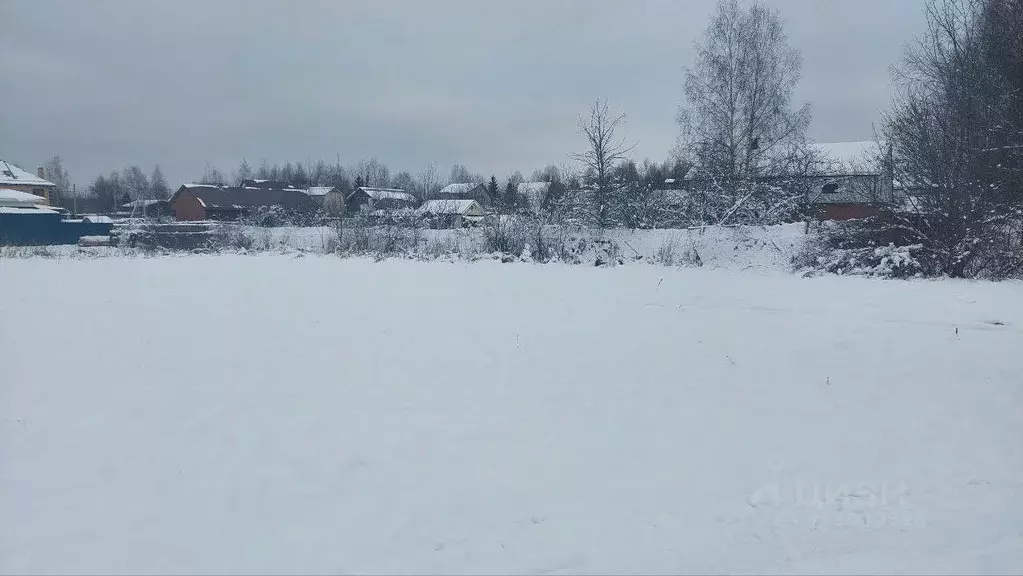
[174,184,318,211]
[305,186,339,197]
[240,179,299,190]
[438,183,482,196]
[417,199,479,215]
[0,188,49,207]
[517,182,551,212]
[0,160,55,187]
[0,205,58,215]
[353,187,415,203]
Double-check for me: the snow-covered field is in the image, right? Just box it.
[2,255,1022,574]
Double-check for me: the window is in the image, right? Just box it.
[821,183,839,194]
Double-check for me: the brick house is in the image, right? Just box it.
[0,159,56,205]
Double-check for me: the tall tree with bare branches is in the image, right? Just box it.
[678,0,811,223]
[883,0,1023,277]
[570,98,635,228]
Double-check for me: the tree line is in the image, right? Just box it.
[33,0,1021,277]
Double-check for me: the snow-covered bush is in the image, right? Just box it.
[809,243,923,278]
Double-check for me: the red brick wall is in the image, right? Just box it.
[172,192,206,221]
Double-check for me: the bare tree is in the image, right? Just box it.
[233,159,253,186]
[416,162,441,201]
[391,170,415,194]
[150,165,170,199]
[199,164,226,185]
[42,156,71,204]
[448,163,482,185]
[124,165,150,200]
[353,157,390,188]
[677,0,811,222]
[882,0,1023,277]
[569,98,636,228]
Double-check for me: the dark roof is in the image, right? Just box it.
[175,184,317,211]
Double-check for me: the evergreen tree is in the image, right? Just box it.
[488,175,499,208]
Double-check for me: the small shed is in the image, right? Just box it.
[416,199,485,228]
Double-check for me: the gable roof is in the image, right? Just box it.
[0,188,49,207]
[174,184,317,211]
[0,160,55,187]
[352,187,415,203]
[417,199,479,215]
[438,182,483,196]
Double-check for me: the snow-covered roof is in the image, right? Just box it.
[305,186,338,197]
[180,182,223,190]
[417,199,478,215]
[438,183,480,196]
[517,182,551,211]
[356,187,414,202]
[812,141,880,175]
[0,206,58,215]
[0,188,49,207]
[0,160,55,187]
[82,215,114,223]
[121,198,167,208]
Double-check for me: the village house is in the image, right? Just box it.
[345,187,416,215]
[416,199,486,228]
[0,159,56,205]
[304,186,344,216]
[436,182,493,207]
[806,141,894,220]
[169,183,318,221]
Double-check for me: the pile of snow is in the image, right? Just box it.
[1,256,1021,573]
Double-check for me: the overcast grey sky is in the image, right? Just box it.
[1,0,925,187]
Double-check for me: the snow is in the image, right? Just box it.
[417,199,477,215]
[358,187,415,202]
[0,160,54,187]
[0,187,48,207]
[82,215,113,223]
[1,255,1021,574]
[305,186,337,197]
[438,183,479,195]
[0,205,57,214]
